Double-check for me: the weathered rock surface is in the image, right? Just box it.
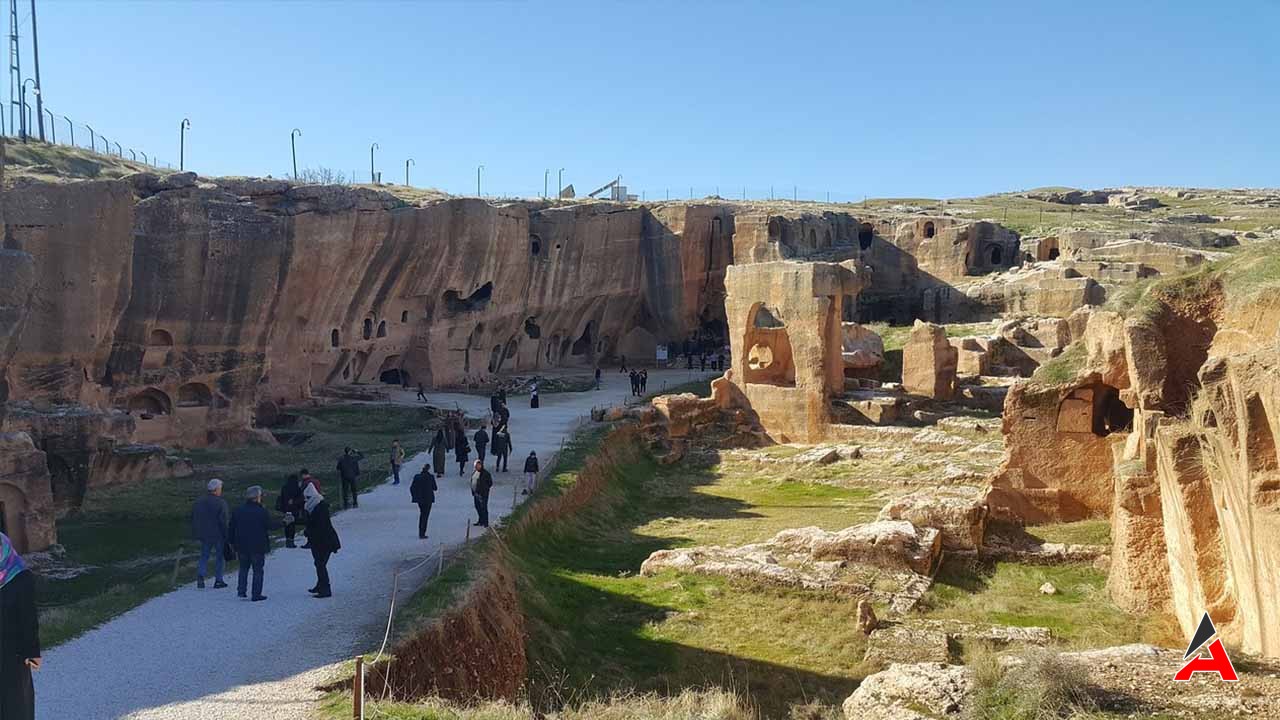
[902,321,957,399]
[842,662,970,720]
[878,485,988,551]
[641,520,941,612]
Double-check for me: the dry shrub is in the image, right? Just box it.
[965,645,1097,720]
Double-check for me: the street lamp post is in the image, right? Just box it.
[290,128,302,180]
[370,142,379,183]
[557,167,564,199]
[179,118,191,170]
[476,164,484,196]
[19,79,36,141]
[405,158,414,186]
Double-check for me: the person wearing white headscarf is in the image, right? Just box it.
[0,532,39,720]
[302,484,341,598]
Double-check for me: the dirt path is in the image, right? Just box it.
[35,368,713,720]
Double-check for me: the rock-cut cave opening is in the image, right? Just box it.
[443,282,494,315]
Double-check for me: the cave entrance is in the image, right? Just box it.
[128,388,172,417]
[988,245,1003,265]
[571,322,594,357]
[858,223,874,250]
[443,282,494,315]
[363,319,373,340]
[1055,382,1133,436]
[331,329,340,347]
[378,355,405,385]
[923,221,936,239]
[47,454,86,512]
[1048,247,1060,260]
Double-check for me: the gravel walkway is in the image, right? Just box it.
[35,368,713,720]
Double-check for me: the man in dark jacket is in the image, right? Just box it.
[473,426,489,468]
[191,478,229,589]
[522,451,539,495]
[470,459,493,527]
[276,474,304,548]
[228,486,271,601]
[336,447,365,510]
[491,429,512,472]
[409,470,438,539]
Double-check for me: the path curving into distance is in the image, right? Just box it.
[35,368,714,720]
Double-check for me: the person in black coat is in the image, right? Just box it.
[522,450,539,495]
[473,425,490,468]
[302,484,341,598]
[275,474,304,548]
[336,447,365,510]
[491,428,512,472]
[470,459,494,527]
[409,470,438,539]
[229,486,271,601]
[455,435,471,476]
[0,533,39,720]
[429,429,449,476]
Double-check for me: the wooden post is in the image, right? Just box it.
[353,656,365,719]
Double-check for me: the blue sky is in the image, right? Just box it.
[11,0,1280,199]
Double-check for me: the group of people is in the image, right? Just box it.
[191,475,342,602]
[628,368,649,396]
[688,352,726,372]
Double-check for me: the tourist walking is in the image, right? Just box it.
[492,427,512,472]
[303,484,341,598]
[275,474,304,548]
[390,439,406,486]
[595,366,602,389]
[473,425,490,468]
[640,369,648,393]
[470,459,494,527]
[409,469,437,539]
[429,429,448,476]
[336,447,364,509]
[619,355,628,373]
[416,383,427,403]
[629,370,638,396]
[455,434,471,476]
[494,402,510,433]
[191,478,229,590]
[523,450,539,495]
[228,486,271,602]
[0,532,40,720]
[700,354,707,372]
[490,391,503,416]
[530,382,540,409]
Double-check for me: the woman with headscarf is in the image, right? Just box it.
[302,485,341,599]
[428,429,448,477]
[0,532,40,720]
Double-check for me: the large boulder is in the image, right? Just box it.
[842,663,970,720]
[903,321,957,399]
[771,521,942,575]
[649,393,719,438]
[842,322,885,377]
[878,486,989,552]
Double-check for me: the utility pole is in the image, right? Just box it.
[369,142,378,183]
[7,0,20,140]
[557,168,564,199]
[29,0,42,141]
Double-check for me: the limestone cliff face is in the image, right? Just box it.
[994,271,1280,657]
